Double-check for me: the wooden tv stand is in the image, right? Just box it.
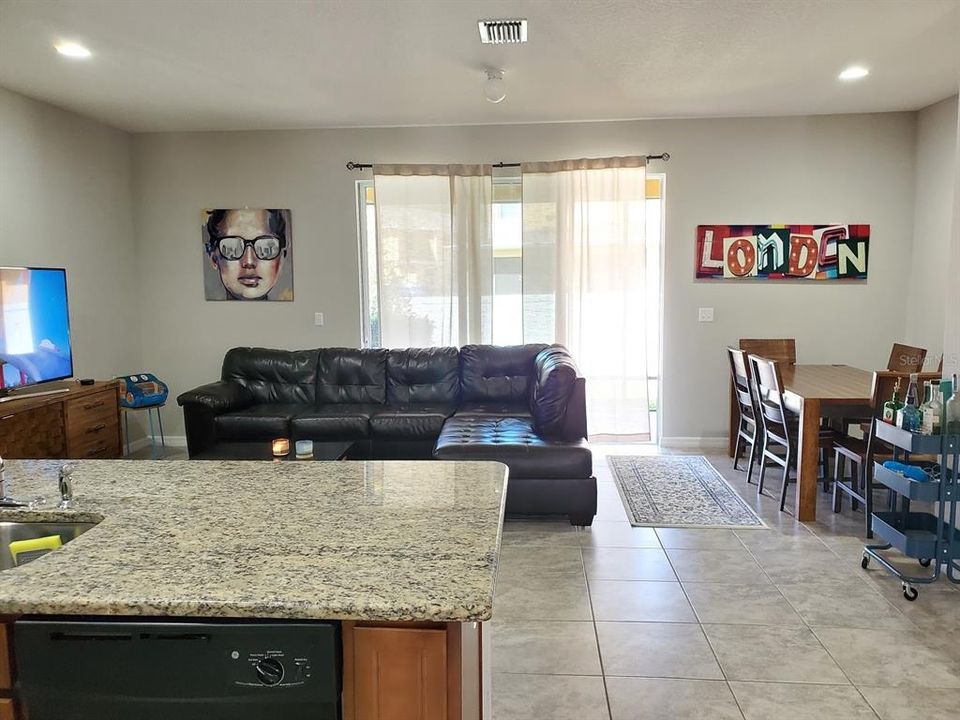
[0,381,122,459]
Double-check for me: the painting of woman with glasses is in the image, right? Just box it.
[202,208,293,300]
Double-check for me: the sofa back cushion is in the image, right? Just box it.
[221,347,319,404]
[386,347,460,405]
[316,348,387,404]
[460,344,548,403]
[530,345,579,437]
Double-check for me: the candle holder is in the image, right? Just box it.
[295,440,314,460]
[271,438,290,457]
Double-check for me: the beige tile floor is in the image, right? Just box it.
[490,445,960,720]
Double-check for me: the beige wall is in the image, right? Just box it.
[906,95,958,369]
[945,96,960,377]
[0,87,139,383]
[132,112,919,441]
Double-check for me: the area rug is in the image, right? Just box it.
[607,455,766,529]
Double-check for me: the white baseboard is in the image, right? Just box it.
[660,436,728,451]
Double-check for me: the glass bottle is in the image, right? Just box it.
[883,378,903,425]
[921,381,942,436]
[946,374,960,436]
[898,373,921,432]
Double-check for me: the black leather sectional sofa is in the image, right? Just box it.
[177,344,597,525]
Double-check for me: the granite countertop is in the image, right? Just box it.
[0,459,507,622]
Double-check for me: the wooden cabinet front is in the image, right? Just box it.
[0,382,121,460]
[343,622,463,720]
[0,404,65,458]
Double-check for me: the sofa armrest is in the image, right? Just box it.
[558,377,589,441]
[176,381,253,413]
[531,346,586,440]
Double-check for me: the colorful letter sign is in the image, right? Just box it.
[696,225,870,280]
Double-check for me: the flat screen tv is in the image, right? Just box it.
[0,267,74,395]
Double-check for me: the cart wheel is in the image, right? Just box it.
[919,558,932,568]
[902,583,918,602]
[861,554,870,570]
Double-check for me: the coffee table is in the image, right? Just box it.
[192,441,354,461]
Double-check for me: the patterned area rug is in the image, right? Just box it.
[607,455,766,529]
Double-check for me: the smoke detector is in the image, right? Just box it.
[478,19,527,44]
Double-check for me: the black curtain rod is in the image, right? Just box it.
[345,153,669,171]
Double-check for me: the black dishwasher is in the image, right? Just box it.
[14,617,340,720]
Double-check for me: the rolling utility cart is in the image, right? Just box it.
[861,422,959,600]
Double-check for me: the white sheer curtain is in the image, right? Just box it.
[373,165,492,348]
[946,96,960,376]
[521,157,650,436]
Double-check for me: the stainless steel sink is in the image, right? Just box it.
[0,521,98,571]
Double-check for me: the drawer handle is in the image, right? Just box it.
[86,445,106,456]
[86,423,107,434]
[83,400,105,410]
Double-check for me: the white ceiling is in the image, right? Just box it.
[0,0,958,133]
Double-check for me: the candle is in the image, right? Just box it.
[272,438,290,457]
[295,440,314,459]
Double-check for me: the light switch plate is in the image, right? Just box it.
[698,307,714,323]
[314,312,325,327]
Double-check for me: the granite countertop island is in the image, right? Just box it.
[0,459,507,622]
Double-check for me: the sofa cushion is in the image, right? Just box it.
[386,347,460,405]
[370,404,457,440]
[222,347,319,404]
[455,401,531,417]
[434,415,593,479]
[291,403,380,440]
[214,403,301,440]
[316,348,387,404]
[531,345,579,438]
[460,344,548,404]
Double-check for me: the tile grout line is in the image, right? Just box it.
[657,533,748,720]
[578,533,615,720]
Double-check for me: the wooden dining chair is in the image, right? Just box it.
[844,344,929,435]
[833,370,942,537]
[748,354,798,511]
[739,339,797,365]
[887,343,927,373]
[730,339,797,458]
[727,347,760,483]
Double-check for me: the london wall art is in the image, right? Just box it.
[695,224,870,281]
[201,208,294,301]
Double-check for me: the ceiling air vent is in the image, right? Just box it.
[478,19,527,44]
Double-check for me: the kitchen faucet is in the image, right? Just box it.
[0,455,27,508]
[58,464,75,509]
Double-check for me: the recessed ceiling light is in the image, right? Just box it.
[838,65,869,81]
[55,41,91,59]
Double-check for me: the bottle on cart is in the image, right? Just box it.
[921,381,942,436]
[946,373,960,436]
[883,378,903,425]
[897,373,921,432]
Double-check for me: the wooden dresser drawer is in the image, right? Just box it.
[67,420,119,459]
[65,390,116,432]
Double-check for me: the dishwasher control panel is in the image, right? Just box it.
[232,646,316,688]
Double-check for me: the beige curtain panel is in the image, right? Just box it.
[522,156,650,436]
[372,164,493,348]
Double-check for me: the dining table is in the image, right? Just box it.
[729,364,874,522]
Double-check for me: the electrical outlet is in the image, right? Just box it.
[698,307,714,323]
[314,312,324,327]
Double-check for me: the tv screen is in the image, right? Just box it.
[0,267,74,391]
